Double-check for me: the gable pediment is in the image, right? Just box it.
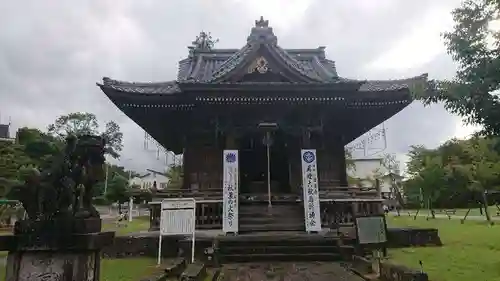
[215,43,317,83]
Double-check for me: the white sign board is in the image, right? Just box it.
[355,216,387,244]
[158,198,196,264]
[301,149,322,232]
[223,150,239,234]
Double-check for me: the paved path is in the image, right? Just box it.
[222,262,362,281]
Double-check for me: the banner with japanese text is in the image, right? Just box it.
[301,149,322,232]
[223,150,239,233]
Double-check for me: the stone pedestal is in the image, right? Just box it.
[0,218,114,281]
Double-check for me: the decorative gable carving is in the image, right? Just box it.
[247,56,269,74]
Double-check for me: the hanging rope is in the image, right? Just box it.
[143,131,149,150]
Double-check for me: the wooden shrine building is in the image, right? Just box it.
[99,17,427,233]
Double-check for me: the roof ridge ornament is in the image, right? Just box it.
[247,16,277,44]
[189,31,219,54]
[255,16,269,28]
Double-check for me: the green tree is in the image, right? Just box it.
[165,164,183,189]
[16,127,61,169]
[0,140,34,195]
[47,112,123,158]
[452,137,500,223]
[94,163,139,197]
[105,174,130,211]
[421,0,500,139]
[405,137,500,218]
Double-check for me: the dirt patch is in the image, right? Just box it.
[221,262,363,281]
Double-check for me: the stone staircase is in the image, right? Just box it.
[238,202,305,232]
[217,233,355,263]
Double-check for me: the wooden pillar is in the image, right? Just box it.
[225,132,237,149]
[301,129,311,148]
[289,133,302,193]
[338,144,348,186]
[352,201,359,217]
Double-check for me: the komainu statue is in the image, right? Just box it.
[6,134,106,235]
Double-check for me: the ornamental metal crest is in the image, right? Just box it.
[247,56,269,74]
[303,151,315,163]
[225,152,237,163]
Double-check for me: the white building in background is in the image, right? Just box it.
[129,169,169,190]
[0,123,14,143]
[347,158,405,206]
[347,158,391,194]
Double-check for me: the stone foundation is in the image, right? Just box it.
[387,228,442,247]
[101,227,442,260]
[0,218,114,281]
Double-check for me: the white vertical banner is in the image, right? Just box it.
[301,149,322,232]
[223,150,239,234]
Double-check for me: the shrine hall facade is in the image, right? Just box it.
[99,17,427,233]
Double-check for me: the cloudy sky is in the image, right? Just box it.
[0,0,476,172]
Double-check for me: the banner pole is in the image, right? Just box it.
[191,201,196,263]
[157,234,162,265]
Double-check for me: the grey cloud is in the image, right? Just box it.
[0,0,462,172]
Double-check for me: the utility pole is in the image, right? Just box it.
[104,164,109,195]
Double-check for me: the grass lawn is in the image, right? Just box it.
[387,215,500,281]
[102,216,150,235]
[100,258,159,281]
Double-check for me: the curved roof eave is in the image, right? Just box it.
[97,77,181,95]
[97,73,427,98]
[350,73,428,92]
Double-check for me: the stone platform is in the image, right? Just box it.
[0,218,115,281]
[113,226,440,265]
[126,226,441,248]
[221,262,364,281]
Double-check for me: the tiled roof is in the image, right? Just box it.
[176,18,340,83]
[358,73,429,92]
[178,45,338,83]
[99,74,427,95]
[98,17,428,96]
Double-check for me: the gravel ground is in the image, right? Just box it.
[221,262,363,281]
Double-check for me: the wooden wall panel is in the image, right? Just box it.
[317,148,341,188]
[185,147,222,191]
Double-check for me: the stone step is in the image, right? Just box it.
[220,252,343,263]
[238,211,304,218]
[219,235,347,247]
[239,223,305,232]
[239,206,304,216]
[239,207,303,214]
[238,215,304,224]
[220,245,345,255]
[162,257,186,279]
[180,262,206,281]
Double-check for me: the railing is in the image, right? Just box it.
[320,199,383,230]
[195,200,223,229]
[152,187,222,199]
[320,201,354,228]
[148,186,382,231]
[319,186,379,199]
